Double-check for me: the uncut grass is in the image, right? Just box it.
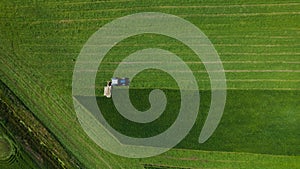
[98,89,300,155]
[141,149,300,169]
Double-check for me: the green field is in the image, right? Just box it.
[0,0,299,168]
[0,137,12,160]
[95,89,300,155]
[0,124,39,169]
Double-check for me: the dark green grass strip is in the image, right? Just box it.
[95,89,300,155]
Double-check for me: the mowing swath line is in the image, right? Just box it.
[52,9,298,18]
[73,69,300,73]
[18,44,300,47]
[19,31,299,41]
[224,70,300,72]
[23,61,300,65]
[2,0,134,8]
[18,34,300,39]
[223,88,300,91]
[160,155,247,163]
[210,35,299,39]
[63,2,300,7]
[7,2,299,13]
[213,79,300,82]
[10,2,300,9]
[62,0,134,5]
[91,87,300,91]
[222,52,300,56]
[22,60,300,65]
[19,25,255,33]
[19,11,300,25]
[29,52,300,56]
[49,4,300,13]
[54,60,300,64]
[158,3,300,8]
[63,11,300,17]
[142,163,197,169]
[101,79,300,82]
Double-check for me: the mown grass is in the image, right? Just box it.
[0,0,299,168]
[0,137,12,160]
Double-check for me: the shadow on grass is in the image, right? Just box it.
[76,89,300,155]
